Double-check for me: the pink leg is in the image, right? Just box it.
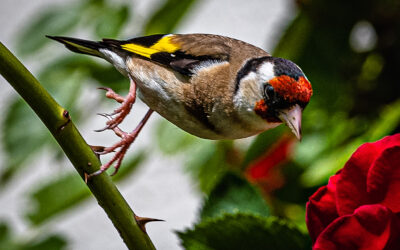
[96,77,137,132]
[88,109,154,178]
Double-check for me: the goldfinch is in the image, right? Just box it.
[47,34,313,177]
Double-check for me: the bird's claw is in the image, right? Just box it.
[98,86,125,103]
[97,112,113,119]
[88,109,154,178]
[96,79,138,133]
[95,113,119,132]
[94,126,108,132]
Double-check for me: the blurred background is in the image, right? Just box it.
[0,0,399,249]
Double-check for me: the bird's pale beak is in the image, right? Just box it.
[278,104,302,140]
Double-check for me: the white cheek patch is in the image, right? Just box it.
[99,49,127,75]
[233,62,276,116]
[240,71,257,83]
[233,77,262,112]
[258,62,275,82]
[234,71,259,108]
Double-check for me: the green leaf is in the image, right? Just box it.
[38,66,86,117]
[0,223,14,250]
[155,121,240,194]
[1,99,52,185]
[95,5,129,38]
[200,173,269,220]
[17,7,80,55]
[367,99,400,141]
[26,172,90,225]
[178,213,311,250]
[26,152,145,225]
[0,222,67,250]
[144,0,199,35]
[185,141,233,194]
[23,235,67,250]
[273,13,311,60]
[0,223,8,242]
[155,119,199,155]
[40,56,126,91]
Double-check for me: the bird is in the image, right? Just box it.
[47,34,313,177]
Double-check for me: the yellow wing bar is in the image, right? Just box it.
[121,35,180,58]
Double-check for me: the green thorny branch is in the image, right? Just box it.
[0,42,156,250]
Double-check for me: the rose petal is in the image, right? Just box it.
[367,146,400,212]
[306,175,339,243]
[313,204,400,250]
[336,134,400,216]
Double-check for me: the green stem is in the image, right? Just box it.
[0,42,156,250]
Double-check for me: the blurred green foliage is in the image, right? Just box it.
[178,213,310,250]
[1,0,400,249]
[0,223,66,250]
[200,173,269,220]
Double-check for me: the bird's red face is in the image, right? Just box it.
[254,74,313,139]
[269,75,313,104]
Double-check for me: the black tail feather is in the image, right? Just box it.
[46,35,105,57]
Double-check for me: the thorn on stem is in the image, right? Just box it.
[59,109,71,131]
[90,145,106,154]
[135,215,164,233]
[63,110,70,119]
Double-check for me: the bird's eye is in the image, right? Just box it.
[264,85,275,100]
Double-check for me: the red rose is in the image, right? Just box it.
[306,134,400,249]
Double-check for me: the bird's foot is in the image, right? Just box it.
[87,109,154,179]
[95,78,137,132]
